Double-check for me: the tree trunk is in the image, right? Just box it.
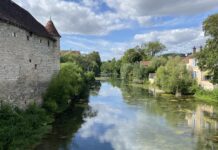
[176,87,182,97]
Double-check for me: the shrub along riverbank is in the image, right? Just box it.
[0,61,97,149]
[0,104,53,150]
[195,88,218,103]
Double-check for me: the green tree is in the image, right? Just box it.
[132,63,146,83]
[156,57,196,96]
[85,51,102,76]
[101,58,121,77]
[43,63,86,113]
[60,51,102,77]
[121,48,146,64]
[149,56,168,72]
[143,41,166,56]
[197,13,218,83]
[120,63,134,80]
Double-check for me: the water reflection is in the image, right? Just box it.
[186,105,218,134]
[36,80,218,150]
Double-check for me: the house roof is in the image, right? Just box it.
[45,20,61,37]
[0,0,58,40]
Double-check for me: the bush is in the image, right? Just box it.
[132,63,146,82]
[156,57,196,95]
[0,104,52,150]
[195,88,218,101]
[84,71,95,84]
[43,63,86,113]
[120,63,134,80]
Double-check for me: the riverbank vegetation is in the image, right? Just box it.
[44,51,100,114]
[156,57,196,96]
[195,88,218,102]
[61,51,101,77]
[0,104,53,150]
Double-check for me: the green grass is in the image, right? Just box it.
[194,88,218,103]
[0,104,53,150]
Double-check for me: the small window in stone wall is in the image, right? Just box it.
[35,64,37,69]
[29,59,32,63]
[54,41,58,47]
[12,32,17,37]
[27,36,30,41]
[29,32,33,37]
[40,39,42,43]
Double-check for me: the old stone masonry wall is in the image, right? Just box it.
[0,21,60,108]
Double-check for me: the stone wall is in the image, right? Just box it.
[0,21,60,108]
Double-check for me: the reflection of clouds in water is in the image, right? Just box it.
[78,86,197,150]
[98,84,121,97]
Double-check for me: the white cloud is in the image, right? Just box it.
[134,28,206,54]
[104,0,218,16]
[13,0,218,36]
[13,0,128,35]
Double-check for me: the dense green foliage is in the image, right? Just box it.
[120,63,148,83]
[121,48,146,64]
[43,63,88,113]
[101,58,121,77]
[120,63,134,80]
[101,41,166,82]
[148,56,168,72]
[61,51,101,76]
[195,88,218,102]
[142,41,166,56]
[156,57,196,95]
[0,104,52,150]
[197,13,218,83]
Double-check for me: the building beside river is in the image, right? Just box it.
[0,0,61,108]
[185,47,217,90]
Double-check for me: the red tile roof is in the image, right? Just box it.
[45,20,61,37]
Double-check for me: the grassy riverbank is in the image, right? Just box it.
[194,89,218,103]
[0,104,53,150]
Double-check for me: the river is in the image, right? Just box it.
[35,80,218,150]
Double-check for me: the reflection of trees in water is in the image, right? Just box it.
[35,103,89,150]
[108,79,218,149]
[89,81,102,96]
[35,83,101,150]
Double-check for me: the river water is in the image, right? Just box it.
[36,81,218,150]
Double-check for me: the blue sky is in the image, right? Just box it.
[14,0,218,60]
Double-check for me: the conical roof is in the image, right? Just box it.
[45,20,61,37]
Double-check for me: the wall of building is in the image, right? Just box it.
[187,58,215,90]
[0,21,60,108]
